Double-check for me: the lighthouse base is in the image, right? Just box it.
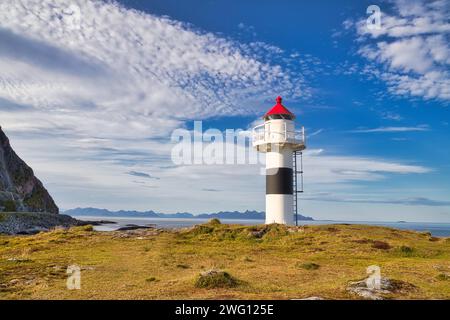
[265,194,294,225]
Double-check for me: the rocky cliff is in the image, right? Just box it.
[0,127,58,214]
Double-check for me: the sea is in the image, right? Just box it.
[71,216,450,237]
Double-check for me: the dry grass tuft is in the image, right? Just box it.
[194,270,239,289]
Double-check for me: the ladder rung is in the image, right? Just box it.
[296,191,304,193]
[296,171,303,174]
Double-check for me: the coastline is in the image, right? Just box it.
[71,215,450,237]
[1,212,450,237]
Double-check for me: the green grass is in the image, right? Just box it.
[0,223,449,300]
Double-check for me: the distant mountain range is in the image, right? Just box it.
[64,207,314,221]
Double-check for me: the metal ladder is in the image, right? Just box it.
[293,151,304,226]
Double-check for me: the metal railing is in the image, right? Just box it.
[252,123,305,146]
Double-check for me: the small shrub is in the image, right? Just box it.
[176,264,190,269]
[395,245,416,257]
[80,225,94,232]
[146,277,158,282]
[372,241,391,250]
[194,270,238,289]
[436,274,449,281]
[208,218,221,225]
[400,246,414,254]
[191,225,214,235]
[263,224,289,239]
[297,262,320,270]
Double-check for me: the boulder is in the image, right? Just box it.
[347,277,416,300]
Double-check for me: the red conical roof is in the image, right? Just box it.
[263,96,295,119]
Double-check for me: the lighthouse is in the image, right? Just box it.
[252,96,306,225]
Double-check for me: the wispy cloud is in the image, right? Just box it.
[380,111,403,121]
[126,171,159,180]
[303,149,430,184]
[352,125,430,133]
[201,188,221,192]
[308,128,324,137]
[303,195,450,207]
[352,0,450,101]
[0,0,309,141]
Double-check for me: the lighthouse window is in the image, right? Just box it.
[266,114,293,120]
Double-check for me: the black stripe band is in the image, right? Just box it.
[266,167,293,194]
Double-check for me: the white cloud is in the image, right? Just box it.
[355,0,450,101]
[352,125,429,133]
[307,128,324,138]
[302,149,430,184]
[380,111,403,121]
[0,0,308,140]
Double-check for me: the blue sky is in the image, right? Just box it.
[0,0,449,222]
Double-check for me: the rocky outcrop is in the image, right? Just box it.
[347,277,417,300]
[0,127,58,214]
[0,212,79,235]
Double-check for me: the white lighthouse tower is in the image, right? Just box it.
[253,96,306,225]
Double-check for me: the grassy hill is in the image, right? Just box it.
[0,221,449,299]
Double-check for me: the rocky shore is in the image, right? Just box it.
[0,212,100,235]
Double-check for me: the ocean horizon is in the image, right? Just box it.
[71,215,450,237]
